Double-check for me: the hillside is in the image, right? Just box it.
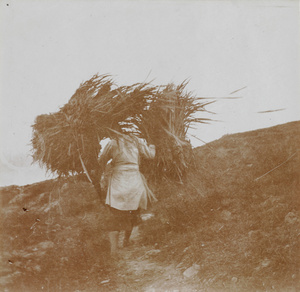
[1,121,299,291]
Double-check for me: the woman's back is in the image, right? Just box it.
[101,136,155,167]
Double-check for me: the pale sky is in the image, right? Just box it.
[0,0,299,186]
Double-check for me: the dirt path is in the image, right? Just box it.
[100,227,203,292]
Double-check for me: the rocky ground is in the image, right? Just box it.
[1,121,299,291]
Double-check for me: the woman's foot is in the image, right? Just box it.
[123,239,131,247]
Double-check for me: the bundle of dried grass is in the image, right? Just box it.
[137,82,214,181]
[31,74,213,187]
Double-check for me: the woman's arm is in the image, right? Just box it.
[98,139,115,172]
[138,139,156,159]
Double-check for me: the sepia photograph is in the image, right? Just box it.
[0,0,299,291]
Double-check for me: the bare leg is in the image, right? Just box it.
[108,231,119,256]
[123,228,133,247]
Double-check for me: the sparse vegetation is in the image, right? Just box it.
[0,177,113,291]
[1,121,299,291]
[140,121,300,291]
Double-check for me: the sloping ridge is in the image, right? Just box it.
[135,120,300,291]
[1,121,299,291]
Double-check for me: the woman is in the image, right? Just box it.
[98,134,156,256]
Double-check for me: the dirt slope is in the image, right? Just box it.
[139,121,300,291]
[1,121,299,291]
